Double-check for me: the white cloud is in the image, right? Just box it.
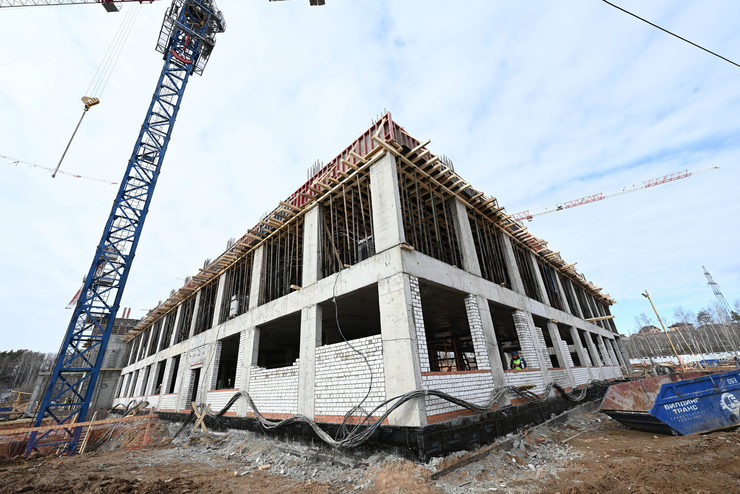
[0,0,738,351]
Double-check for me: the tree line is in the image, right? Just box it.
[0,349,55,401]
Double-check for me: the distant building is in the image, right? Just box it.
[638,325,661,334]
[668,322,694,332]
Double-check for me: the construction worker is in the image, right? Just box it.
[510,353,527,370]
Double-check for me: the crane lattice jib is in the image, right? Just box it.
[0,0,152,12]
[26,0,224,456]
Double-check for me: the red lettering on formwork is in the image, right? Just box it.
[427,408,479,424]
[313,415,388,425]
[286,112,417,209]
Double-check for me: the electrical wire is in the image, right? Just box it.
[601,0,740,69]
[2,153,118,185]
[176,379,613,449]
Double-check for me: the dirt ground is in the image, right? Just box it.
[1,402,738,494]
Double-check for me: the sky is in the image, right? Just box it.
[0,0,738,352]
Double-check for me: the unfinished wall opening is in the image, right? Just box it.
[260,218,304,305]
[319,284,381,345]
[115,374,126,398]
[219,254,253,324]
[128,334,141,365]
[536,259,564,311]
[584,293,603,328]
[136,329,149,361]
[152,360,166,394]
[320,172,375,277]
[188,367,201,408]
[397,165,462,267]
[488,302,521,370]
[140,364,152,396]
[128,369,139,397]
[214,333,240,390]
[468,210,510,288]
[558,324,582,366]
[175,296,195,344]
[574,285,594,320]
[560,275,579,317]
[193,280,218,335]
[147,319,162,357]
[159,308,177,351]
[256,312,301,369]
[167,355,180,394]
[512,242,541,302]
[533,316,561,368]
[602,304,617,332]
[419,281,477,372]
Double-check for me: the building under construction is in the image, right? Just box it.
[112,113,628,433]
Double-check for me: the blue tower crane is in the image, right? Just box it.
[26,0,225,456]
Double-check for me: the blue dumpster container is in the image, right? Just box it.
[600,370,740,435]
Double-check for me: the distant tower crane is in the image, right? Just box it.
[702,266,740,349]
[510,165,719,222]
[25,0,226,456]
[0,0,324,11]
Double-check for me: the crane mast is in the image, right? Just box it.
[26,0,224,456]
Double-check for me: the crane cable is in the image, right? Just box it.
[86,3,143,99]
[53,3,142,178]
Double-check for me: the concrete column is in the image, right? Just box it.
[369,152,405,252]
[26,372,49,414]
[302,204,322,286]
[615,337,633,373]
[475,297,508,391]
[449,199,481,276]
[570,326,595,380]
[188,291,201,339]
[597,335,614,366]
[378,273,426,426]
[169,305,182,347]
[584,331,603,367]
[248,246,264,310]
[529,252,550,305]
[547,321,575,388]
[603,337,619,368]
[211,272,228,327]
[499,234,526,295]
[298,305,322,417]
[236,328,259,416]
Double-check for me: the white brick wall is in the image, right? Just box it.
[572,367,590,386]
[505,369,546,396]
[559,339,575,368]
[512,310,540,369]
[533,326,554,369]
[234,330,250,390]
[159,394,177,410]
[315,335,386,417]
[421,371,494,416]
[248,361,299,415]
[549,368,570,388]
[409,276,430,373]
[206,390,237,413]
[465,294,491,370]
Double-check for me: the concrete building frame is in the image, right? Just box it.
[112,113,628,428]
